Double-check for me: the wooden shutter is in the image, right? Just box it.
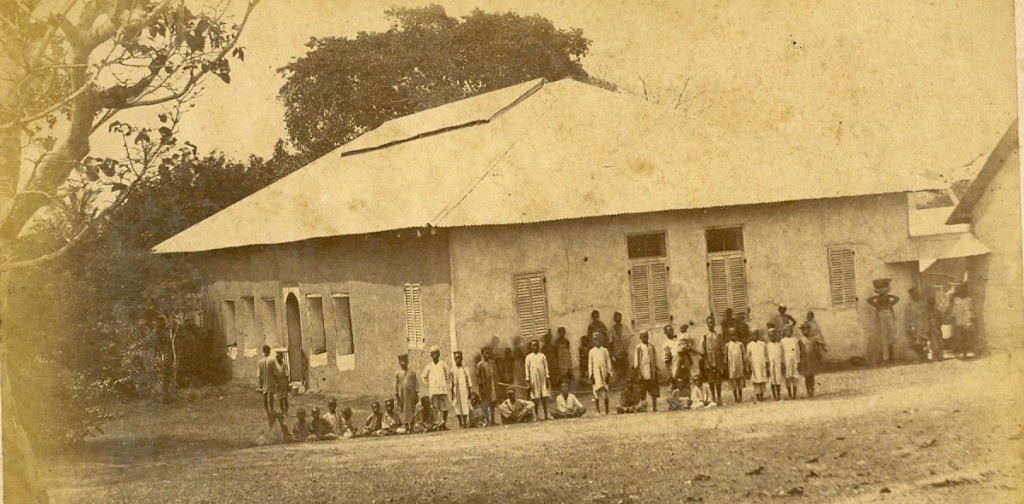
[514,273,549,339]
[650,262,670,325]
[404,284,424,349]
[631,261,669,327]
[827,246,856,306]
[708,254,747,321]
[630,263,652,327]
[726,255,748,317]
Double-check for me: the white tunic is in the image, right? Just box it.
[524,352,550,398]
[451,365,473,415]
[747,340,768,384]
[588,346,612,392]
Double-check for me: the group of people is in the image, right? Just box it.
[591,305,829,415]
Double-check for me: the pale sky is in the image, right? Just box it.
[102,0,1018,181]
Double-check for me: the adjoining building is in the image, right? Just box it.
[946,121,1023,355]
[155,78,991,396]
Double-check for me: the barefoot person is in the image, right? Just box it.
[781,325,802,399]
[798,322,826,397]
[476,346,499,425]
[422,345,452,429]
[451,351,474,427]
[747,329,769,401]
[552,380,586,419]
[700,316,724,406]
[724,327,746,403]
[525,339,551,420]
[633,330,660,411]
[257,345,275,419]
[766,324,784,401]
[588,334,613,415]
[394,354,418,433]
[498,386,535,424]
[273,350,290,415]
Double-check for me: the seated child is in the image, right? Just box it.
[666,379,692,411]
[551,380,586,419]
[310,407,338,440]
[381,399,402,435]
[690,382,715,409]
[339,407,356,437]
[467,392,487,427]
[616,380,648,414]
[363,401,384,436]
[414,396,442,433]
[291,407,313,441]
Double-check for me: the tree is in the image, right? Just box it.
[278,5,610,158]
[0,1,260,501]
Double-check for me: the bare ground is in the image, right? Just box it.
[43,354,1024,503]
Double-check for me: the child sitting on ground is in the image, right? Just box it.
[616,379,648,414]
[381,399,402,435]
[467,392,487,427]
[666,379,691,411]
[339,407,356,438]
[291,407,313,441]
[363,401,384,435]
[414,396,442,433]
[552,380,586,418]
[310,407,338,440]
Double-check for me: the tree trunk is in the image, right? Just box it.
[0,267,50,503]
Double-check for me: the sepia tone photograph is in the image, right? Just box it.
[1,0,1022,502]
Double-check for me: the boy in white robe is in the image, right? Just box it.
[525,340,551,419]
[588,334,613,415]
[450,351,473,427]
[746,329,769,401]
[781,326,802,399]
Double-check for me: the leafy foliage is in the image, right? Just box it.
[278,5,606,157]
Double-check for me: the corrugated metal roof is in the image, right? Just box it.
[154,78,945,254]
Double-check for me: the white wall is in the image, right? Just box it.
[449,193,919,369]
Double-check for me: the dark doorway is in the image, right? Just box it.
[285,293,304,382]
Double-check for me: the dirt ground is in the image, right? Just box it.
[42,354,1024,503]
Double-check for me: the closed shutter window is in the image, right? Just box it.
[827,246,857,306]
[630,261,670,327]
[404,284,424,350]
[514,273,549,340]
[708,254,748,322]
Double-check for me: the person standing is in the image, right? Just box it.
[588,335,613,415]
[394,354,419,433]
[950,285,974,359]
[541,330,560,389]
[633,331,660,411]
[780,326,801,399]
[554,327,573,387]
[734,310,751,345]
[926,298,944,362]
[257,345,275,419]
[766,324,784,400]
[587,310,609,342]
[904,288,928,361]
[867,287,900,363]
[578,331,593,385]
[770,305,798,336]
[511,336,528,389]
[662,324,683,391]
[747,329,769,401]
[525,340,551,420]
[798,322,826,397]
[609,312,634,381]
[476,346,499,425]
[701,317,724,406]
[679,322,701,396]
[273,351,291,415]
[450,351,474,428]
[724,327,746,403]
[422,345,452,430]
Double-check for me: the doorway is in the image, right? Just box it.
[285,292,303,382]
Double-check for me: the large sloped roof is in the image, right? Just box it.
[947,120,1019,225]
[154,78,943,254]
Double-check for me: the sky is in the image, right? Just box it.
[103,0,1019,182]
